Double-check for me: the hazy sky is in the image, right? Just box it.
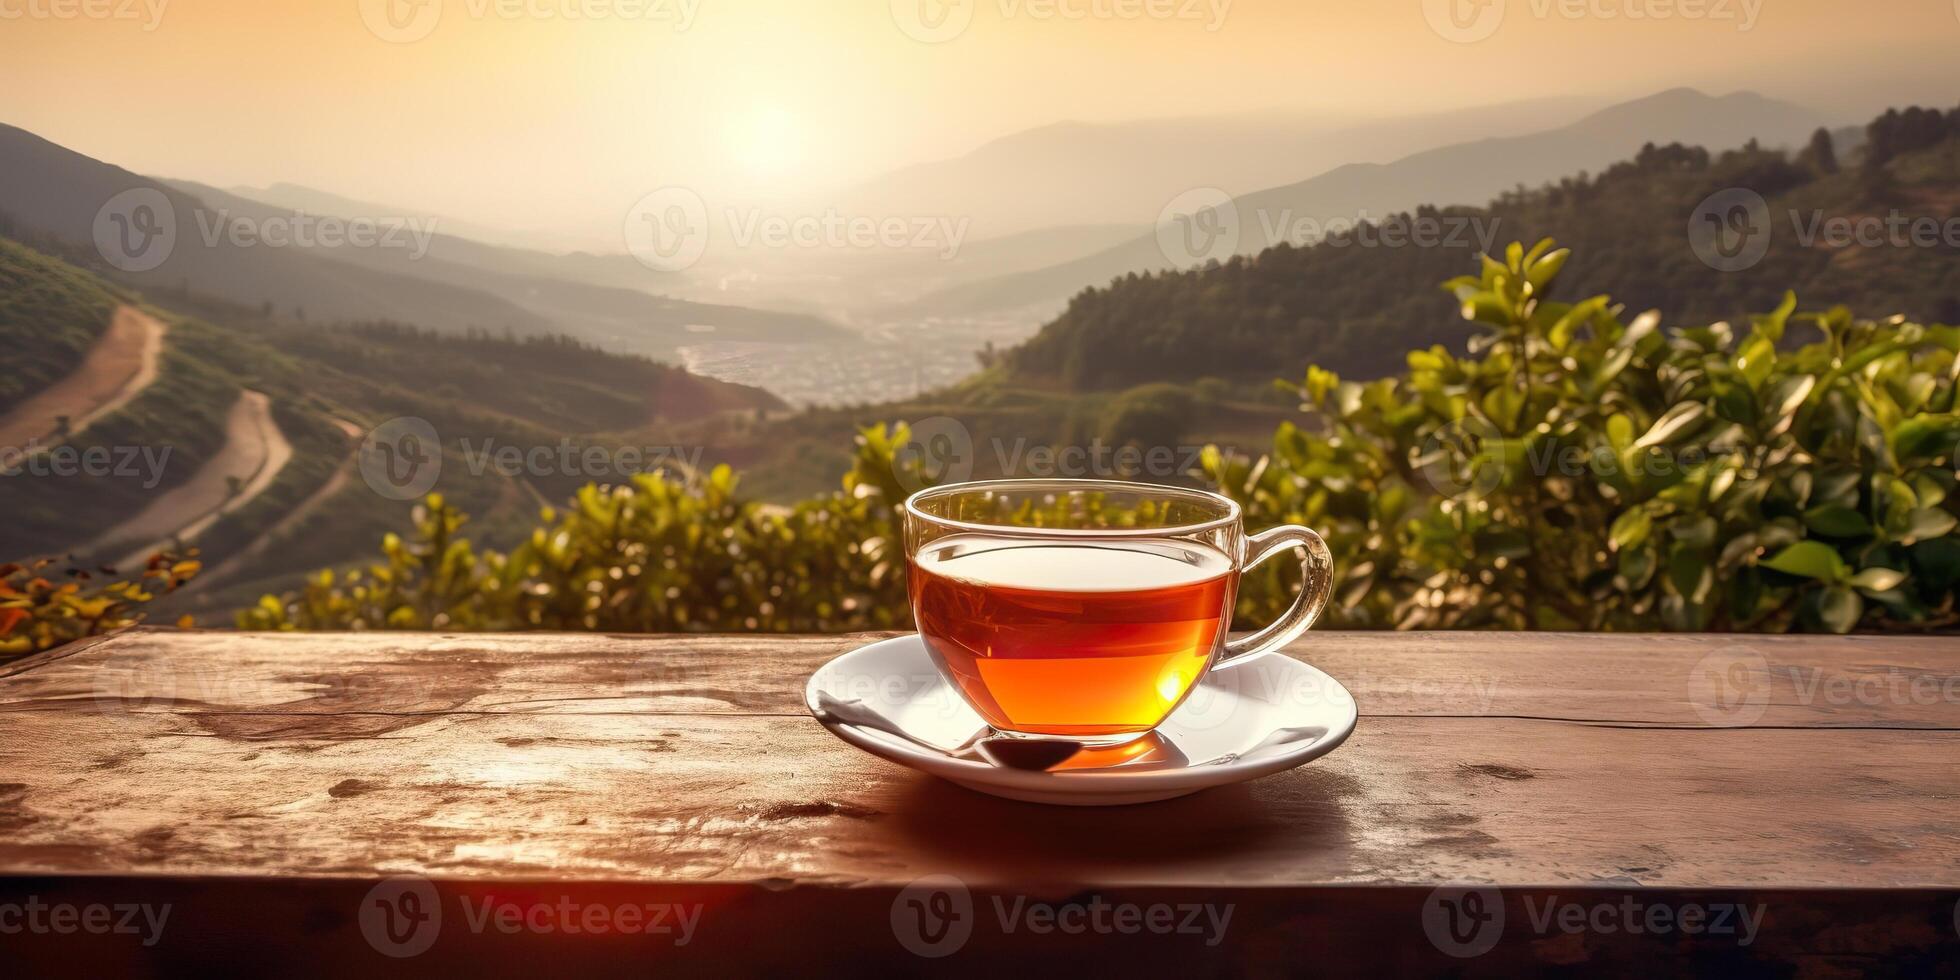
[5,0,1958,246]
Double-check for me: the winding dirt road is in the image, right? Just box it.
[0,306,165,453]
[185,418,363,595]
[89,390,294,569]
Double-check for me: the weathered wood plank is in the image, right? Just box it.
[5,628,1957,726]
[0,629,1956,890]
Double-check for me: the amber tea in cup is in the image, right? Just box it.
[905,479,1332,745]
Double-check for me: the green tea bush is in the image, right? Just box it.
[237,428,922,632]
[1209,240,1960,633]
[242,241,1959,636]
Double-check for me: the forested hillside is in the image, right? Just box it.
[1006,105,1960,390]
[0,239,125,413]
[0,238,785,615]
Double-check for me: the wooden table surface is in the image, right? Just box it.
[2,628,1957,976]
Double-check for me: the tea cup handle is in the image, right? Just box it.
[1216,525,1333,669]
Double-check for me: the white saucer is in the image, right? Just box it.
[804,634,1357,806]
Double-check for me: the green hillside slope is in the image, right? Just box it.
[0,238,125,413]
[1004,104,1960,390]
[0,238,788,616]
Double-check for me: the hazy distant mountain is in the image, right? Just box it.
[165,179,849,353]
[226,182,587,255]
[662,98,1605,320]
[827,96,1609,240]
[905,89,1836,318]
[221,181,685,294]
[0,123,845,358]
[0,123,549,336]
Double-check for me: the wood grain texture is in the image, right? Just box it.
[3,629,1958,975]
[2,628,1956,889]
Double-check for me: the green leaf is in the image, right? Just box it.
[1815,585,1863,633]
[1713,381,1757,426]
[1610,508,1652,551]
[1890,415,1960,461]
[1590,346,1634,395]
[1749,291,1796,344]
[1522,238,1556,268]
[1606,414,1635,453]
[1812,470,1861,508]
[1667,547,1712,603]
[1546,296,1606,351]
[1672,515,1718,549]
[1802,504,1872,538]
[1620,310,1661,349]
[1848,567,1907,592]
[1736,334,1775,390]
[1525,248,1569,292]
[1617,544,1657,590]
[1462,292,1510,326]
[1761,540,1849,582]
[1633,402,1707,450]
[1482,385,1525,432]
[1904,507,1957,544]
[1764,374,1817,436]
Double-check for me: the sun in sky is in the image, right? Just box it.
[725,104,806,181]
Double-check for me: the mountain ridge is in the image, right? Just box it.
[895,88,1836,320]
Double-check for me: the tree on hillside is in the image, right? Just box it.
[1799,127,1838,175]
